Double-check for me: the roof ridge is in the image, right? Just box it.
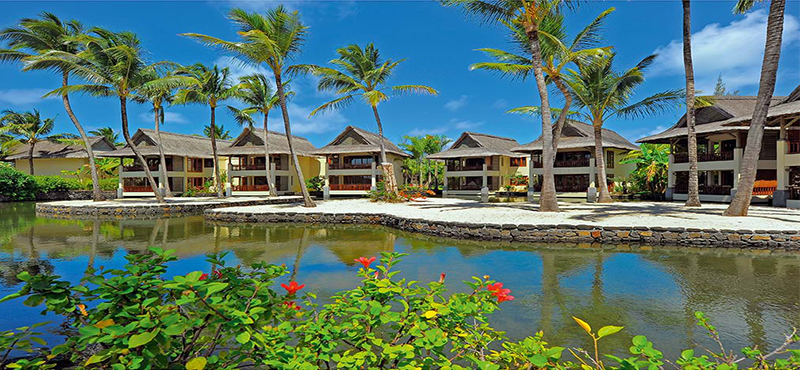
[248,127,312,142]
[464,131,517,141]
[139,128,232,142]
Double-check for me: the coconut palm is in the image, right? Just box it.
[228,73,284,197]
[33,28,188,203]
[443,0,574,212]
[400,134,451,188]
[174,63,238,198]
[181,6,316,207]
[89,127,121,147]
[682,0,701,207]
[0,12,104,201]
[725,0,787,216]
[562,53,682,203]
[296,43,438,194]
[0,109,68,175]
[203,124,233,140]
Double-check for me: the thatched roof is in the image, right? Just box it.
[512,120,639,153]
[3,136,116,160]
[720,86,800,127]
[313,125,410,157]
[637,95,787,143]
[99,129,232,159]
[218,127,318,157]
[427,132,525,159]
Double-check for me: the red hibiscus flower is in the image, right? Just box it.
[199,273,209,281]
[212,270,222,279]
[281,281,305,295]
[487,282,514,303]
[487,282,504,292]
[282,301,301,310]
[354,256,376,269]
[439,273,446,283]
[497,294,515,303]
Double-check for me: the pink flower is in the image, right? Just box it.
[281,281,305,295]
[354,256,377,269]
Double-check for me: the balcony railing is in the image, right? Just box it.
[789,141,800,154]
[555,158,590,168]
[674,151,734,163]
[752,180,777,196]
[123,186,154,192]
[447,164,484,171]
[330,183,372,191]
[232,184,270,192]
[123,164,164,172]
[329,162,372,170]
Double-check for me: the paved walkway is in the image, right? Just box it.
[209,198,800,231]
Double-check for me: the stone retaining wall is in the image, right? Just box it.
[36,197,300,219]
[204,211,800,251]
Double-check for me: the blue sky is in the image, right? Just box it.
[1,0,798,148]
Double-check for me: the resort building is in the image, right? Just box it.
[314,125,409,196]
[219,127,322,195]
[427,132,528,199]
[638,86,800,208]
[2,137,117,177]
[512,120,639,199]
[100,129,230,197]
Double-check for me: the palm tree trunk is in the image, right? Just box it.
[552,78,572,154]
[28,142,35,175]
[209,105,224,198]
[725,0,786,216]
[155,109,172,197]
[62,72,102,202]
[262,112,278,197]
[371,105,398,193]
[275,71,315,207]
[525,25,559,212]
[119,96,165,204]
[593,121,613,203]
[683,0,702,207]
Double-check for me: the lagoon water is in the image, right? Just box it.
[1,201,799,359]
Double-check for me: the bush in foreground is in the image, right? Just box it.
[0,165,38,201]
[0,250,798,369]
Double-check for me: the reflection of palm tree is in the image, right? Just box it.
[289,228,310,282]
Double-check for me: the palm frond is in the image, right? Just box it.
[614,89,683,120]
[392,84,438,96]
[310,95,355,116]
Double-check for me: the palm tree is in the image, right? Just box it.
[181,6,317,207]
[33,28,187,203]
[400,134,451,188]
[620,144,670,195]
[0,13,104,201]
[228,73,283,197]
[296,43,438,194]
[0,109,68,175]
[89,127,121,146]
[174,63,238,198]
[725,0,787,216]
[442,0,573,212]
[562,53,682,203]
[682,0,701,207]
[203,124,233,140]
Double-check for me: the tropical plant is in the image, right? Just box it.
[174,63,238,198]
[182,6,316,207]
[296,43,438,194]
[0,109,69,175]
[88,127,121,147]
[681,0,701,207]
[0,165,37,201]
[305,176,324,192]
[399,134,451,188]
[562,53,682,203]
[0,12,104,202]
[621,144,670,195]
[228,73,285,197]
[443,0,575,212]
[725,0,787,216]
[34,175,82,193]
[713,75,740,96]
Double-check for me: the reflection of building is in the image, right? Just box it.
[3,137,116,177]
[428,132,527,198]
[512,120,638,198]
[639,85,800,208]
[100,129,230,197]
[314,126,410,196]
[219,127,322,195]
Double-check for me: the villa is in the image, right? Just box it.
[219,127,323,195]
[2,136,116,177]
[427,132,528,199]
[100,129,230,197]
[638,85,800,208]
[512,120,638,200]
[314,125,409,196]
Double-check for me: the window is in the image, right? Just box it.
[188,177,204,188]
[204,159,214,168]
[188,158,203,172]
[510,157,527,167]
[606,151,615,169]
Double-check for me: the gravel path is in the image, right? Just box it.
[212,198,800,231]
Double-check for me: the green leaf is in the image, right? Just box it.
[597,325,624,339]
[205,282,228,297]
[236,332,251,344]
[530,354,548,367]
[632,335,648,347]
[186,357,207,370]
[84,352,110,366]
[128,329,159,348]
[0,293,22,303]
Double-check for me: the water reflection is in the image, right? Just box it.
[0,202,798,359]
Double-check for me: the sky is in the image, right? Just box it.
[1,0,799,149]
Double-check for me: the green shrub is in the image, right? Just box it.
[98,178,118,191]
[0,165,37,201]
[3,249,798,369]
[34,176,82,193]
[306,176,325,192]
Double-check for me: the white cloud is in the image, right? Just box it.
[407,118,483,136]
[0,88,57,106]
[215,56,274,83]
[268,102,347,135]
[444,95,469,112]
[492,99,508,109]
[650,9,800,92]
[138,111,189,125]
